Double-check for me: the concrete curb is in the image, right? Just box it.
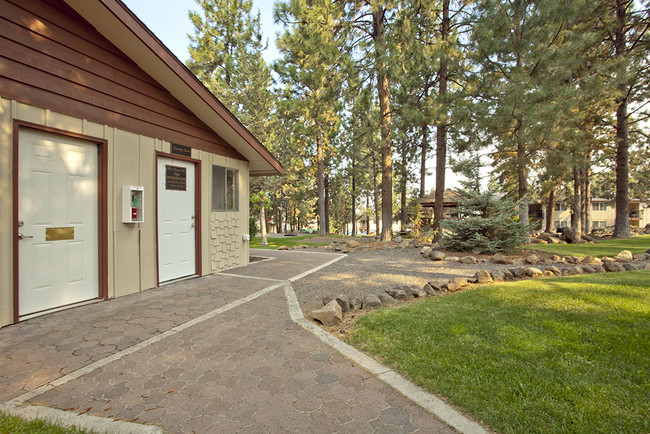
[285,270,489,434]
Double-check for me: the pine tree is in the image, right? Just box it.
[274,0,345,236]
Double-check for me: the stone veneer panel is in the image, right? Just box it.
[210,212,242,272]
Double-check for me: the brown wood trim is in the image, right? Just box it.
[0,56,232,146]
[12,120,109,323]
[0,38,212,132]
[0,79,245,160]
[155,152,202,285]
[96,0,284,175]
[12,122,19,323]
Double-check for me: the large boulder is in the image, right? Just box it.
[510,267,528,278]
[546,265,562,276]
[431,251,446,261]
[490,269,507,282]
[444,277,468,292]
[426,280,446,292]
[312,300,343,326]
[491,254,511,264]
[362,294,383,309]
[474,270,494,283]
[539,233,562,244]
[526,267,544,278]
[602,260,625,272]
[423,282,446,296]
[420,246,433,258]
[526,254,540,265]
[399,284,427,298]
[562,227,582,243]
[592,264,606,273]
[377,293,397,305]
[335,294,350,312]
[385,288,408,301]
[349,297,363,311]
[345,239,360,248]
[580,265,596,274]
[615,250,634,262]
[459,255,479,264]
[581,256,600,264]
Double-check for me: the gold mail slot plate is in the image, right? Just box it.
[46,227,74,241]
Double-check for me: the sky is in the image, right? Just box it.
[121,0,281,63]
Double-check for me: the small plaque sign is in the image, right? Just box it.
[170,143,191,157]
[46,227,74,241]
[166,165,187,191]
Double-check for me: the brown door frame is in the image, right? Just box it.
[12,121,109,324]
[155,151,202,285]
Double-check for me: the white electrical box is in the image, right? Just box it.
[123,185,144,223]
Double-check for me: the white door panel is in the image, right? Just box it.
[18,130,99,316]
[157,157,196,282]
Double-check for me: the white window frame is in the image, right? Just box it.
[212,165,239,212]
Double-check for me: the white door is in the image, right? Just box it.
[157,157,196,282]
[18,129,99,316]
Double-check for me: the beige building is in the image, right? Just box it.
[536,199,649,231]
[0,0,282,327]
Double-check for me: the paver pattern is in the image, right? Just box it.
[1,250,456,433]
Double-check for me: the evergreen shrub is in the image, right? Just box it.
[441,189,527,254]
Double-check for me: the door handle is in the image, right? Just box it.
[18,233,34,240]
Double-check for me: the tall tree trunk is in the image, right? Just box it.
[366,195,371,235]
[517,140,530,243]
[284,204,288,233]
[420,121,428,198]
[572,166,583,242]
[400,152,408,231]
[372,149,381,236]
[545,188,556,233]
[433,0,449,243]
[373,6,392,241]
[584,164,592,234]
[325,173,330,234]
[613,0,630,238]
[260,203,268,247]
[351,151,357,236]
[317,125,326,237]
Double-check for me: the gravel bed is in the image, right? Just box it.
[292,248,512,316]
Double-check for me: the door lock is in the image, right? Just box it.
[17,220,24,227]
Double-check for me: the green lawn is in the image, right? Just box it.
[0,412,91,433]
[249,234,333,249]
[347,271,650,434]
[524,234,650,257]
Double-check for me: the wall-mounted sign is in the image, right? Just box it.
[166,165,187,191]
[171,143,191,157]
[46,227,74,241]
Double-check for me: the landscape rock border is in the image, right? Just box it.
[310,249,650,325]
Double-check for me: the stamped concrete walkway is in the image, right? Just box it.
[0,250,485,433]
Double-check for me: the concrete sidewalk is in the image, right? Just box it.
[0,250,478,433]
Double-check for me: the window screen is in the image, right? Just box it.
[212,165,238,211]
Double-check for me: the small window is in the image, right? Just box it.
[559,220,569,228]
[593,221,607,228]
[592,203,608,211]
[554,203,567,212]
[212,165,238,211]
